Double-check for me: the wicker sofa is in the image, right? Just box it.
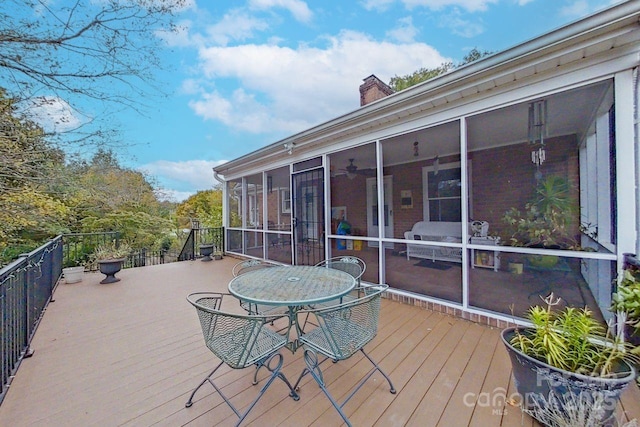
[404,221,463,263]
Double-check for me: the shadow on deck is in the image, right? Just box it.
[0,258,638,426]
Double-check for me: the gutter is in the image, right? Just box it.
[214,2,640,178]
[213,170,225,185]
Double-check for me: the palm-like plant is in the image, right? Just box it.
[511,293,638,378]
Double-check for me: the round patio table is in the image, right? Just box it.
[228,265,356,351]
[228,265,355,307]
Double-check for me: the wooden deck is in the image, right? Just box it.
[0,258,638,426]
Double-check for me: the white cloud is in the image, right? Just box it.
[188,30,449,134]
[158,19,194,47]
[560,0,589,17]
[386,16,420,43]
[156,189,196,203]
[24,96,84,133]
[363,0,498,12]
[249,0,313,23]
[205,9,270,46]
[439,8,485,38]
[361,0,397,11]
[140,159,227,194]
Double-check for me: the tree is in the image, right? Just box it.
[389,48,492,92]
[0,89,64,193]
[0,89,70,254]
[0,0,186,147]
[176,190,223,229]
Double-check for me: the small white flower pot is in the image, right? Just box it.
[63,266,85,284]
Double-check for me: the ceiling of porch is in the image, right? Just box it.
[329,79,612,171]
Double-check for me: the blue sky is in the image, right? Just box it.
[38,0,621,201]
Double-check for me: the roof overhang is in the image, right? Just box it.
[213,1,640,178]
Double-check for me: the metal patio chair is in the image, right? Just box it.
[300,256,368,330]
[232,259,289,319]
[292,284,396,427]
[185,292,299,426]
[314,256,366,286]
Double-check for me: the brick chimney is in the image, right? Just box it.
[359,74,394,106]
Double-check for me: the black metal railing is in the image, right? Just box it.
[1,227,223,405]
[0,236,62,405]
[122,248,181,268]
[178,227,224,261]
[62,232,119,268]
[62,233,183,270]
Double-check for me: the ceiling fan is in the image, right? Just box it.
[336,158,376,179]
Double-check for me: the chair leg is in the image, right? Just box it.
[186,354,299,426]
[360,348,396,394]
[237,353,299,426]
[185,361,224,408]
[297,349,353,427]
[294,348,396,427]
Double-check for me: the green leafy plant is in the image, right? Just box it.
[92,241,132,261]
[511,293,638,377]
[502,176,579,249]
[611,269,640,337]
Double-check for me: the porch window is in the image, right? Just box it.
[423,164,462,222]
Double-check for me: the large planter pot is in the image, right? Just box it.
[199,244,214,262]
[62,266,84,284]
[98,258,125,284]
[501,326,636,426]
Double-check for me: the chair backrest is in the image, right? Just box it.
[300,284,387,360]
[187,292,285,368]
[315,256,366,283]
[232,259,278,277]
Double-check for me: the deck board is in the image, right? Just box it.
[0,258,637,426]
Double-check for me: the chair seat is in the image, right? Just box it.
[300,319,372,360]
[208,324,288,369]
[241,302,289,318]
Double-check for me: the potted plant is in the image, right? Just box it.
[502,175,579,251]
[611,255,640,346]
[501,293,638,426]
[199,243,214,261]
[92,241,131,284]
[62,264,85,284]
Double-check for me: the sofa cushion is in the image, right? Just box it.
[408,221,462,239]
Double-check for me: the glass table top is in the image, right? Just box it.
[228,265,355,306]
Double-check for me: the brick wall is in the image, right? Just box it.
[470,134,579,238]
[328,134,579,240]
[359,75,394,106]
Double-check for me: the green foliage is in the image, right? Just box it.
[389,48,492,92]
[389,63,453,92]
[0,105,178,261]
[91,241,132,261]
[612,269,640,334]
[176,190,223,228]
[502,175,579,249]
[511,294,638,377]
[81,211,174,250]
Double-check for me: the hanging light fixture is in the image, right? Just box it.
[413,141,419,157]
[528,100,547,167]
